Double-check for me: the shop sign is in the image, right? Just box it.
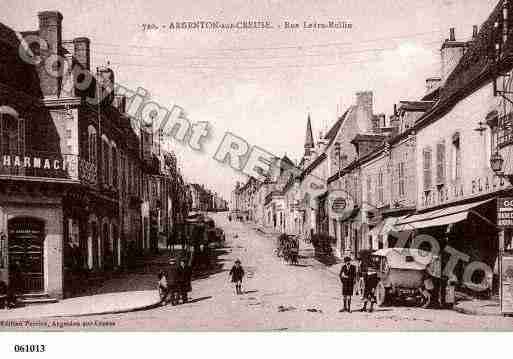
[498,197,513,228]
[501,253,513,314]
[422,173,509,209]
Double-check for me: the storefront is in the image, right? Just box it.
[392,196,502,295]
[0,181,66,299]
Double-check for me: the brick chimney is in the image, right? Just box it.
[38,11,63,97]
[440,27,466,85]
[73,37,90,70]
[356,91,373,117]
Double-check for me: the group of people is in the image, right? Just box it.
[158,258,193,305]
[158,258,246,304]
[339,256,379,313]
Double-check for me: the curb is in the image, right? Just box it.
[452,305,501,317]
[0,296,162,321]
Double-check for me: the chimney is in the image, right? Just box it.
[440,27,466,85]
[73,37,90,70]
[38,11,63,97]
[356,91,373,116]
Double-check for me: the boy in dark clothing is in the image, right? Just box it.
[339,256,356,313]
[360,267,379,312]
[157,271,169,305]
[229,259,245,295]
[175,259,192,303]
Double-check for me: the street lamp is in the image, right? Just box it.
[491,151,505,175]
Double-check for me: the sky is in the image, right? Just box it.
[2,0,500,200]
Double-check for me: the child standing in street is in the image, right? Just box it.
[157,271,169,305]
[360,266,378,313]
[229,259,245,295]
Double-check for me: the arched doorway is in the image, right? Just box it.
[8,217,44,293]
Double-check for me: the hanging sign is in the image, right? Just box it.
[498,197,513,228]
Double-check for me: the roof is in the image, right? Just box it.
[416,0,512,128]
[398,101,435,112]
[281,155,295,167]
[0,22,23,49]
[372,248,438,270]
[325,108,351,143]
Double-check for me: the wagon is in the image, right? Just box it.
[371,248,440,307]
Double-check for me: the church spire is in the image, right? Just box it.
[304,113,314,156]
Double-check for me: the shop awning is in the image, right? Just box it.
[393,199,495,231]
[369,215,407,238]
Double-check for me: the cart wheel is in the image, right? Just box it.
[376,281,388,307]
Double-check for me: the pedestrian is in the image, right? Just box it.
[339,256,356,313]
[420,270,435,308]
[6,260,23,308]
[175,258,192,303]
[157,271,169,305]
[229,259,245,295]
[360,266,378,313]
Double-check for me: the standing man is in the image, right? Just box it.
[339,256,356,313]
[175,258,192,303]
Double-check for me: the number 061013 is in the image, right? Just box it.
[14,345,46,353]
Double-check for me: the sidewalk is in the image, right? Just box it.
[454,298,501,316]
[0,290,160,320]
[0,251,176,320]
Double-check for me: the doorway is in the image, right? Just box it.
[8,217,45,293]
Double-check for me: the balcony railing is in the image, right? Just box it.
[0,150,97,185]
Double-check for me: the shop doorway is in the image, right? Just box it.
[8,217,45,293]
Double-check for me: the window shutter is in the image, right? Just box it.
[423,147,432,190]
[436,141,446,185]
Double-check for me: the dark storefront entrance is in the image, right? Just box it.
[8,217,44,293]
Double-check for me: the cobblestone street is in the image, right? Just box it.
[18,213,510,331]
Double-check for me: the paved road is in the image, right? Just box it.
[41,214,513,330]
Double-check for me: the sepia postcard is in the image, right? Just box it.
[2,1,513,348]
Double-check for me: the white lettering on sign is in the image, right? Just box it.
[0,155,65,171]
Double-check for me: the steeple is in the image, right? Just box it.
[304,113,314,156]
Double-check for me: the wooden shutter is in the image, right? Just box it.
[423,147,432,190]
[436,141,446,185]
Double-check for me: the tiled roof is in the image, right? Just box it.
[417,0,512,127]
[0,22,22,49]
[324,108,351,142]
